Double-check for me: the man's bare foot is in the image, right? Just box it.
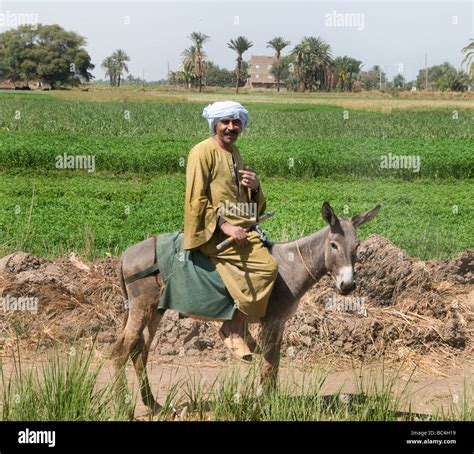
[219,311,253,363]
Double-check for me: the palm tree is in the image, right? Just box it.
[267,37,290,91]
[290,38,331,92]
[228,36,253,93]
[299,36,333,91]
[291,42,306,92]
[180,67,195,89]
[461,39,474,80]
[188,32,210,92]
[112,49,130,87]
[101,56,117,86]
[181,46,198,89]
[333,56,362,91]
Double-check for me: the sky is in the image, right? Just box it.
[0,0,472,82]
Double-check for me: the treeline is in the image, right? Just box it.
[170,33,473,93]
[168,61,249,90]
[0,23,472,92]
[0,24,94,88]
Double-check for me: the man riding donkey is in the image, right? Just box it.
[184,101,278,362]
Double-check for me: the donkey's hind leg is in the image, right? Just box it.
[116,275,162,414]
[132,307,164,414]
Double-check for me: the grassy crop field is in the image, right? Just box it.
[1,91,472,178]
[0,173,472,260]
[0,89,473,260]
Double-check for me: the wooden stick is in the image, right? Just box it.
[216,211,275,251]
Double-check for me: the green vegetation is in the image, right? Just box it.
[0,173,471,260]
[101,49,130,87]
[169,33,471,92]
[416,62,470,92]
[462,39,474,79]
[267,37,291,92]
[1,345,133,421]
[0,93,472,179]
[0,24,94,88]
[227,36,254,93]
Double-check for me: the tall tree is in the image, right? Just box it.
[188,32,209,92]
[101,56,117,86]
[270,55,294,90]
[291,42,306,92]
[361,65,386,90]
[333,56,362,91]
[112,49,130,87]
[304,36,332,90]
[393,73,405,89]
[0,24,94,88]
[204,61,234,87]
[227,36,253,93]
[290,37,332,91]
[415,62,467,91]
[461,39,474,80]
[266,36,290,91]
[181,45,200,89]
[233,61,249,88]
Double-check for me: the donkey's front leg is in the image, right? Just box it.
[260,320,285,391]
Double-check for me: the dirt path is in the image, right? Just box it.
[2,352,471,419]
[118,354,474,418]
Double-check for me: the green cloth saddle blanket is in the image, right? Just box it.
[155,232,236,321]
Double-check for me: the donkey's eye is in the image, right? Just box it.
[330,242,339,251]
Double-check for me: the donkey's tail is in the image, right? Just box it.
[117,254,129,329]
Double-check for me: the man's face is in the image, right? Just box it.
[215,118,242,146]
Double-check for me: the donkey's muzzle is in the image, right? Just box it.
[338,281,356,294]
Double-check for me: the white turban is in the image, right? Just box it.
[202,101,249,133]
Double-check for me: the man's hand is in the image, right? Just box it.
[220,222,248,246]
[239,166,260,192]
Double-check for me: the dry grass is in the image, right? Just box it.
[49,86,474,112]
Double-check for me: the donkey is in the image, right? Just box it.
[111,202,380,414]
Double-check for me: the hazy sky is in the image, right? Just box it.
[1,0,472,81]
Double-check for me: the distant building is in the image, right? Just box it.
[246,55,282,89]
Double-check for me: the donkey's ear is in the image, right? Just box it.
[351,204,381,229]
[322,202,339,227]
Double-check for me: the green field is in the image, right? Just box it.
[0,90,472,260]
[0,92,472,178]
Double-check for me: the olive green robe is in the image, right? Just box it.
[183,137,278,321]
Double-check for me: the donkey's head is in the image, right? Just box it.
[321,202,380,295]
